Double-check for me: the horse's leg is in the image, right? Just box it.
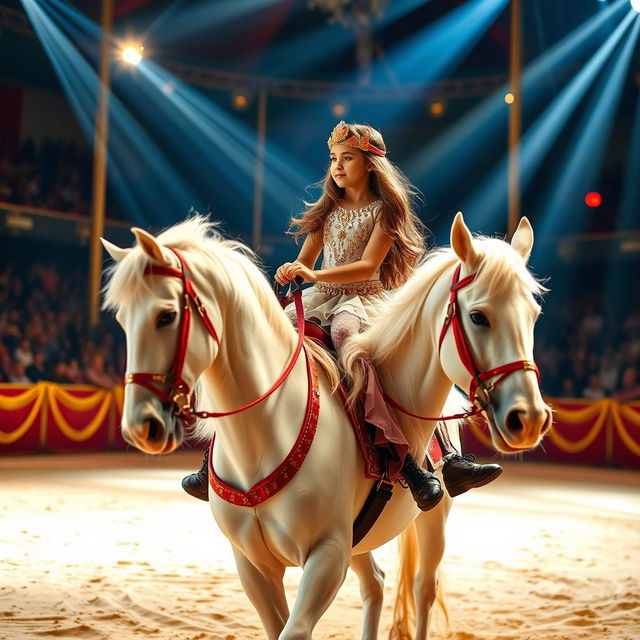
[350,552,385,640]
[231,546,289,640]
[278,536,351,640]
[413,496,451,640]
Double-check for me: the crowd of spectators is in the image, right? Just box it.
[535,291,640,401]
[0,138,122,219]
[0,261,125,388]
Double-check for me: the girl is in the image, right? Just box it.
[182,122,501,505]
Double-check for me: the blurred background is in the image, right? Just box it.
[0,0,639,466]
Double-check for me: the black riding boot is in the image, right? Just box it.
[181,449,209,501]
[401,454,444,511]
[441,453,503,497]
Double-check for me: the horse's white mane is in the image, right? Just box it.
[102,217,256,311]
[340,236,547,406]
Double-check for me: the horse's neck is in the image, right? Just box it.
[377,266,454,453]
[201,293,309,490]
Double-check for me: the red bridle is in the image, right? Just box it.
[125,248,306,424]
[384,263,539,422]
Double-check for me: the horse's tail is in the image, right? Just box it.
[389,522,418,640]
[388,522,448,640]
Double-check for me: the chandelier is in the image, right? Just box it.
[308,0,389,26]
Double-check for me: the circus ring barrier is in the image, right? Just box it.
[0,384,639,468]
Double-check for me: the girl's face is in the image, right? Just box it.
[329,144,369,190]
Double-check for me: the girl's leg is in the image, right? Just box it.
[331,312,443,512]
[330,311,362,352]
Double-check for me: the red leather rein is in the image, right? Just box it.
[125,248,306,424]
[383,263,539,422]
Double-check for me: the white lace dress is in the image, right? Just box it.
[285,200,392,328]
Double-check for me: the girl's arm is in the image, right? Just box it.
[285,222,393,284]
[275,232,322,285]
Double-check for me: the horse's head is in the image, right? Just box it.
[102,226,219,454]
[439,213,552,453]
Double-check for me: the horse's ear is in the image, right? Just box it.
[451,211,480,267]
[101,237,130,262]
[511,217,534,263]
[131,227,170,264]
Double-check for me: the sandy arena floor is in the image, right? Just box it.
[0,451,638,640]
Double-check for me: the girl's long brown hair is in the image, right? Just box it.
[288,123,427,289]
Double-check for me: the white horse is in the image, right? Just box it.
[102,212,551,640]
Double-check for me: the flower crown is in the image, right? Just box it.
[327,121,386,157]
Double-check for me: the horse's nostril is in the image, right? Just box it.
[506,410,524,433]
[143,417,163,442]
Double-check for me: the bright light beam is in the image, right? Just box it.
[538,17,640,236]
[619,87,640,228]
[38,0,319,227]
[382,0,508,87]
[459,9,636,228]
[21,0,200,224]
[135,59,314,218]
[251,0,431,79]
[147,0,283,47]
[406,0,629,208]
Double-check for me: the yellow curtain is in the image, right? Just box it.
[610,403,640,457]
[47,385,112,442]
[547,404,608,453]
[0,385,45,444]
[548,398,610,424]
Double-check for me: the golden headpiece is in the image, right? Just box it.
[327,121,386,157]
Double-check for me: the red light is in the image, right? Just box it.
[585,192,602,207]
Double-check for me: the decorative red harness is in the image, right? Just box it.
[207,352,320,506]
[125,249,317,506]
[384,263,539,422]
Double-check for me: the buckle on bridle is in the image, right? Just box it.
[444,302,456,325]
[193,294,207,317]
[172,389,191,414]
[473,382,494,410]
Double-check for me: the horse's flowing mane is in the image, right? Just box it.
[102,216,341,407]
[340,236,547,406]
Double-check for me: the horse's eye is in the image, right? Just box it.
[470,311,490,327]
[157,310,177,328]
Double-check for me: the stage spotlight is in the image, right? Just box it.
[428,100,446,118]
[231,90,251,111]
[122,46,143,66]
[504,92,515,104]
[585,191,602,207]
[331,101,348,117]
[631,0,640,12]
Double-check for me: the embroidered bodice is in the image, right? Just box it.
[321,200,382,279]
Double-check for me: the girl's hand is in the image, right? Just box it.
[285,261,317,283]
[275,262,293,285]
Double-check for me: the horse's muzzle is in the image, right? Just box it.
[122,404,183,454]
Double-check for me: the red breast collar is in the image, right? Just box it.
[208,349,320,507]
